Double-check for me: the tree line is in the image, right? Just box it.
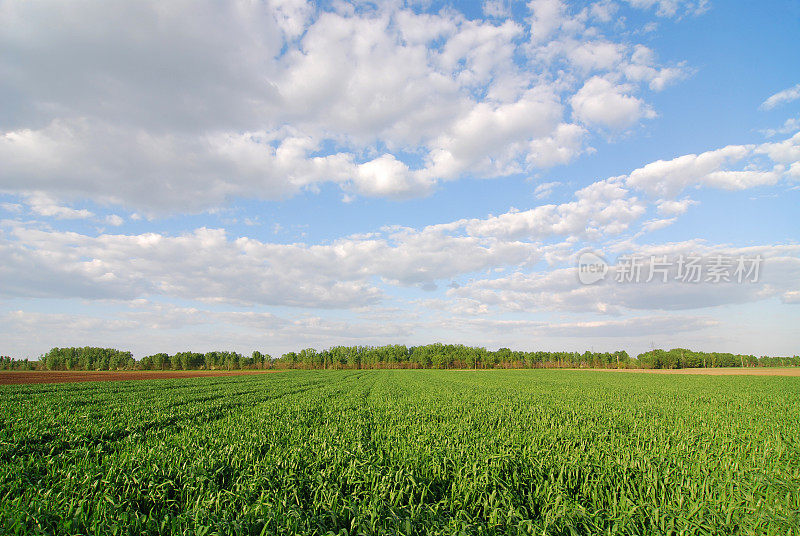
[277,344,632,369]
[274,344,799,369]
[1,344,798,371]
[635,348,800,369]
[0,347,275,371]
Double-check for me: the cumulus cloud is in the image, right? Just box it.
[423,89,567,179]
[448,178,646,240]
[624,132,800,198]
[0,153,694,311]
[526,124,587,167]
[353,155,433,199]
[449,242,800,314]
[626,145,753,197]
[0,225,382,307]
[1,0,798,360]
[2,127,795,317]
[529,0,575,44]
[623,45,687,91]
[755,132,800,164]
[0,0,689,212]
[0,219,543,307]
[571,76,656,129]
[0,121,354,211]
[702,169,782,190]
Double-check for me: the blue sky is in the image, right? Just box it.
[0,0,798,359]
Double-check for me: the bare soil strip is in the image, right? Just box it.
[0,370,282,385]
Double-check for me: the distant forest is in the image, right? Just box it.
[1,344,798,371]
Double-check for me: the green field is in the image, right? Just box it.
[2,371,798,535]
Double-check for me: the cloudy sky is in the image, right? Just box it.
[1,0,798,359]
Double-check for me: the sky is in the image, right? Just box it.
[0,0,798,359]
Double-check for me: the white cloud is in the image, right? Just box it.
[626,144,752,197]
[356,154,432,197]
[702,169,781,190]
[623,45,687,91]
[2,0,798,361]
[0,0,285,132]
[623,0,709,18]
[641,217,676,232]
[533,181,562,200]
[0,225,381,307]
[424,90,567,179]
[529,316,717,337]
[1,202,23,213]
[450,242,800,314]
[423,313,717,338]
[788,162,800,180]
[0,121,341,211]
[3,128,793,315]
[526,123,587,167]
[483,0,512,19]
[0,219,544,307]
[656,197,697,216]
[105,214,124,226]
[528,0,566,44]
[760,116,800,138]
[269,0,314,40]
[571,76,656,129]
[457,177,646,240]
[589,1,618,23]
[0,305,418,358]
[626,133,800,198]
[0,0,687,212]
[760,83,800,111]
[755,131,800,164]
[25,192,94,219]
[0,154,700,310]
[567,40,625,73]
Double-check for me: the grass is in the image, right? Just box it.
[1,370,798,535]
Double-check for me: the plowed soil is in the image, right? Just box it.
[0,370,282,385]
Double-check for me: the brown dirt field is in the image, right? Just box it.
[0,370,282,385]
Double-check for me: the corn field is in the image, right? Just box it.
[2,370,798,535]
